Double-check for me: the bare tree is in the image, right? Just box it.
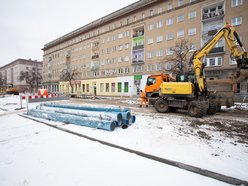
[0,75,7,94]
[0,75,6,89]
[19,68,42,92]
[164,39,191,73]
[60,67,78,94]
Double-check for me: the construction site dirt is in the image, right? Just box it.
[71,97,248,146]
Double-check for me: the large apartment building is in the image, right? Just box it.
[42,0,248,96]
[0,59,43,92]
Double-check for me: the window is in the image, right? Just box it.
[158,7,163,14]
[118,33,123,39]
[150,10,153,16]
[178,0,184,6]
[112,46,116,52]
[168,3,172,10]
[188,28,196,36]
[106,48,110,54]
[166,18,173,25]
[147,37,154,44]
[188,11,196,19]
[118,45,123,51]
[142,13,145,19]
[118,82,122,93]
[206,57,222,67]
[110,58,115,64]
[177,30,184,38]
[156,49,163,57]
[147,64,155,71]
[111,83,115,93]
[147,52,153,59]
[124,31,130,37]
[156,63,163,70]
[133,65,144,73]
[119,68,124,74]
[124,82,129,93]
[118,57,122,62]
[148,24,154,30]
[177,15,184,22]
[134,16,136,21]
[229,57,237,65]
[156,35,163,43]
[157,21,163,28]
[112,35,116,41]
[232,0,243,7]
[231,17,242,26]
[166,33,174,40]
[166,48,173,55]
[105,83,109,92]
[86,84,89,92]
[125,43,129,49]
[124,56,129,62]
[189,43,196,51]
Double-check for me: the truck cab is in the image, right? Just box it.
[145,74,170,105]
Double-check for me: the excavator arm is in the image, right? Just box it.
[190,23,248,94]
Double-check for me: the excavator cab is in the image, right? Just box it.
[176,72,195,84]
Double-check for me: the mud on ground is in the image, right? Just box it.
[71,97,248,145]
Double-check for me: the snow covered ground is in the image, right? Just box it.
[0,95,247,185]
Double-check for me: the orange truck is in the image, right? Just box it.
[145,74,170,105]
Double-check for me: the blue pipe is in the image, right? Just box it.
[43,103,130,112]
[39,105,122,126]
[27,109,116,131]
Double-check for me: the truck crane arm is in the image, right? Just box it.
[190,23,248,94]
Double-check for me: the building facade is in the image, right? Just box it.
[0,59,43,92]
[42,0,248,96]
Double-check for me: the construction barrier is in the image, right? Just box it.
[21,94,59,100]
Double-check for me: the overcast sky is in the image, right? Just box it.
[0,0,137,67]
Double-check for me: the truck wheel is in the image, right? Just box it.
[188,101,207,118]
[169,107,178,112]
[155,98,169,113]
[216,105,221,112]
[206,102,217,115]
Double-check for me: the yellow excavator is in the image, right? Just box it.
[154,23,248,117]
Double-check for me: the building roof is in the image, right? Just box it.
[43,0,160,50]
[0,59,43,70]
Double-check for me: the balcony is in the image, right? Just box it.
[202,29,218,37]
[92,54,99,60]
[133,30,144,38]
[209,46,224,54]
[133,44,144,50]
[91,66,99,71]
[202,9,224,22]
[132,59,144,65]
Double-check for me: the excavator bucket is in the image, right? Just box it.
[237,68,248,83]
[237,54,248,83]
